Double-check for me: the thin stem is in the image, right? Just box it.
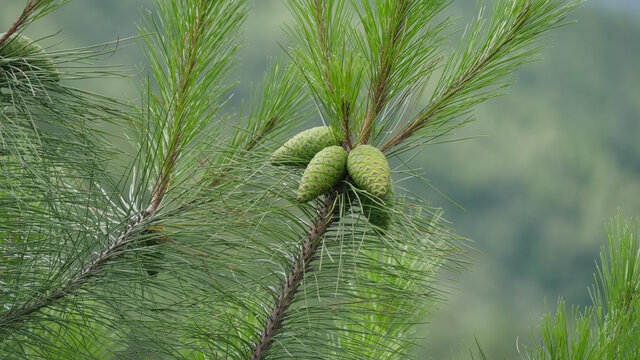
[339,98,351,150]
[312,0,352,149]
[207,115,279,188]
[380,4,532,153]
[358,0,409,146]
[244,116,279,155]
[313,0,333,95]
[144,0,208,215]
[250,191,339,360]
[0,0,46,47]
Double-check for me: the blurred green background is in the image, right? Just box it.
[2,0,638,358]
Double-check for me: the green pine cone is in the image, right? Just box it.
[0,33,60,81]
[346,144,390,197]
[360,187,394,230]
[297,145,347,202]
[271,126,338,166]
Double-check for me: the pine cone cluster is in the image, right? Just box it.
[272,127,393,229]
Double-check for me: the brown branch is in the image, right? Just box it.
[339,98,351,150]
[358,0,410,146]
[379,4,532,153]
[250,191,339,360]
[0,0,48,47]
[144,0,208,215]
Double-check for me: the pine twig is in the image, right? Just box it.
[358,0,409,146]
[313,0,333,96]
[0,0,52,46]
[380,3,533,153]
[312,0,352,149]
[250,191,339,360]
[144,0,207,215]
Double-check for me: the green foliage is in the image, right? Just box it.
[1,0,305,357]
[0,33,59,81]
[359,186,394,230]
[135,0,248,208]
[469,337,490,360]
[1,0,70,34]
[0,37,130,358]
[524,214,640,360]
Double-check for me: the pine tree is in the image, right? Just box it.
[524,213,640,360]
[470,214,640,360]
[1,0,583,359]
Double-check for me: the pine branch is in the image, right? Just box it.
[137,0,247,209]
[357,0,409,145]
[143,0,207,215]
[380,0,581,153]
[313,0,352,149]
[0,0,67,47]
[5,0,306,346]
[313,0,333,95]
[3,0,299,336]
[352,0,448,148]
[285,0,359,149]
[250,191,339,360]
[380,4,531,152]
[0,1,44,46]
[523,213,640,359]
